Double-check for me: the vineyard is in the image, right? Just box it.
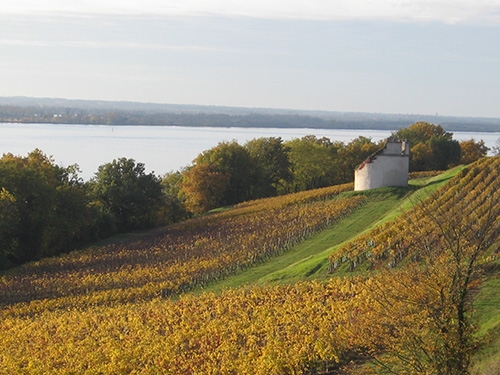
[1,158,500,374]
[0,182,360,313]
[2,268,454,375]
[0,276,367,374]
[329,157,500,273]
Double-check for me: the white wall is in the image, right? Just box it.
[354,154,409,191]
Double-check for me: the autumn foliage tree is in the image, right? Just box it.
[392,122,462,171]
[459,139,489,165]
[180,163,230,214]
[193,141,256,205]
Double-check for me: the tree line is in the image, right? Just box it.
[0,105,344,128]
[0,122,490,269]
[3,98,500,131]
[171,122,489,213]
[0,152,168,269]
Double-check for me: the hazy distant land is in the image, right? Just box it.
[1,96,500,132]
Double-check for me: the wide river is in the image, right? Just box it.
[1,123,499,180]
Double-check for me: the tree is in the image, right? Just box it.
[0,150,89,265]
[0,156,54,261]
[392,122,461,171]
[393,122,451,146]
[338,136,381,182]
[0,188,20,267]
[180,163,230,214]
[492,137,500,156]
[285,136,344,192]
[411,142,435,171]
[429,135,461,170]
[160,171,188,223]
[88,158,164,232]
[194,141,256,205]
[244,137,292,197]
[45,175,90,254]
[459,139,489,165]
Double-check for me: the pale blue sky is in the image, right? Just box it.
[1,1,500,117]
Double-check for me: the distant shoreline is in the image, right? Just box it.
[2,96,500,133]
[2,120,500,133]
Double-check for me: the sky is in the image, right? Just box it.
[1,0,500,118]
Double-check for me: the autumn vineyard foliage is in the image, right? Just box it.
[328,157,500,273]
[1,158,500,374]
[0,183,359,310]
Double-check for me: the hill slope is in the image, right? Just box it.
[199,169,459,293]
[0,159,499,374]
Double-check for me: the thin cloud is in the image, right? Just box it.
[2,0,500,24]
[0,39,248,53]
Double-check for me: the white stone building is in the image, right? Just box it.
[354,139,410,191]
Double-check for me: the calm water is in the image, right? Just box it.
[1,123,499,180]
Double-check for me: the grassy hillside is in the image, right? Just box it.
[0,159,499,374]
[200,167,461,293]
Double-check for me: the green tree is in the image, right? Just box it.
[160,171,189,223]
[411,142,435,171]
[0,188,20,267]
[88,158,164,232]
[338,136,381,182]
[45,174,90,255]
[0,159,54,262]
[0,150,89,265]
[244,137,292,197]
[285,135,344,192]
[429,136,461,170]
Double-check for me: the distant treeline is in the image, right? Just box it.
[0,104,405,129]
[1,99,500,131]
[0,122,491,269]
